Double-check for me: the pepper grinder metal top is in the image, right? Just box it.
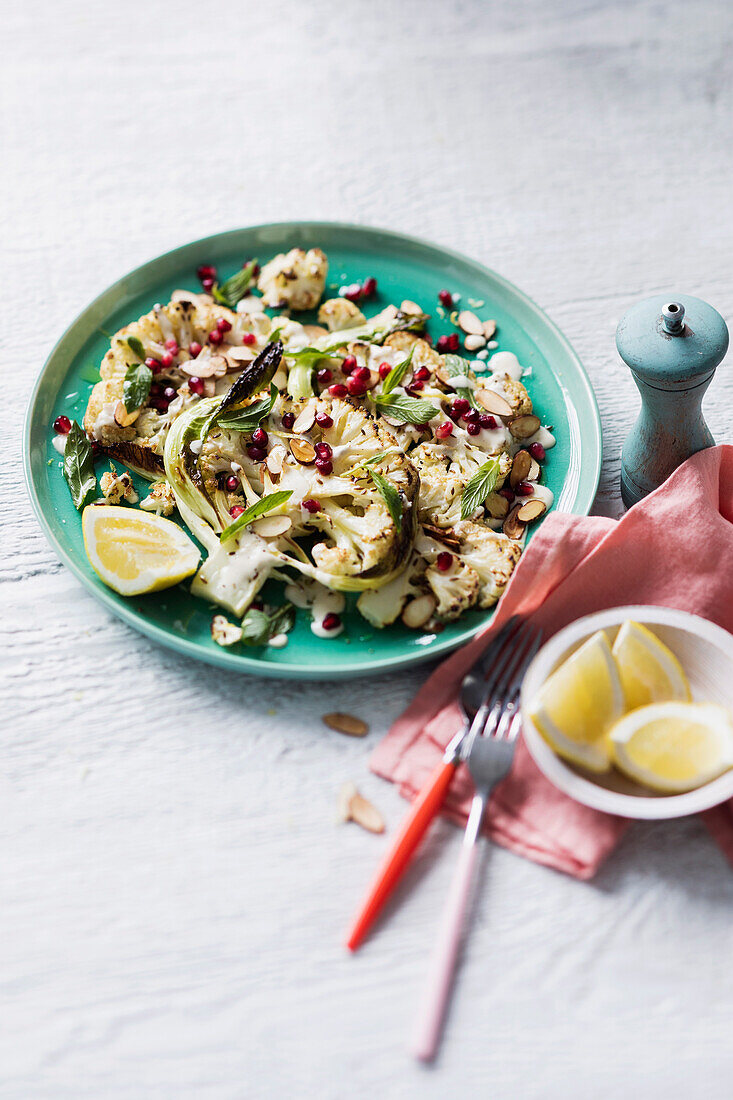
[616,293,728,508]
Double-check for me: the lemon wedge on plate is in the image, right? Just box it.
[82,505,200,596]
[527,630,624,772]
[612,620,690,711]
[609,702,733,792]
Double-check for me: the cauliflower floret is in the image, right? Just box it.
[424,558,481,620]
[318,298,366,332]
[257,248,328,311]
[357,551,425,627]
[100,467,138,505]
[211,614,243,647]
[452,520,522,607]
[482,374,532,417]
[411,442,511,527]
[384,333,441,373]
[140,480,176,516]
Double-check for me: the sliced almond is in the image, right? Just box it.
[517,498,547,522]
[475,389,513,418]
[435,365,452,386]
[349,793,385,834]
[485,491,509,519]
[458,310,484,336]
[464,334,486,351]
[323,712,369,737]
[509,414,541,440]
[225,345,257,362]
[114,400,140,427]
[401,594,437,629]
[509,449,531,489]
[482,319,497,340]
[252,514,292,538]
[337,781,358,822]
[203,378,217,398]
[302,324,329,341]
[503,504,526,540]
[209,355,229,378]
[290,438,316,465]
[527,457,541,481]
[266,446,286,475]
[400,299,424,316]
[181,349,218,378]
[293,405,316,433]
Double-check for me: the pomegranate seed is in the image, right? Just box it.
[315,442,333,460]
[145,356,162,373]
[302,498,321,514]
[315,412,333,429]
[315,456,333,474]
[422,333,434,346]
[409,380,424,392]
[451,398,470,417]
[529,442,546,462]
[163,386,176,400]
[202,278,215,293]
[165,338,179,353]
[414,366,430,382]
[438,289,453,309]
[352,365,371,383]
[516,481,534,496]
[316,368,332,384]
[91,441,102,457]
[209,328,223,345]
[321,612,341,631]
[463,408,479,424]
[281,412,295,429]
[250,599,264,611]
[346,376,367,397]
[362,276,377,297]
[378,362,392,380]
[436,335,451,353]
[160,352,174,368]
[479,413,498,429]
[53,415,71,434]
[242,333,257,346]
[197,264,217,281]
[189,342,202,357]
[226,475,239,492]
[498,488,514,501]
[229,505,245,518]
[252,427,268,446]
[150,397,169,411]
[247,445,267,461]
[447,334,460,352]
[466,421,480,436]
[329,383,348,398]
[343,283,363,303]
[217,317,232,333]
[150,382,162,396]
[436,551,453,572]
[435,421,453,439]
[341,355,357,375]
[188,376,205,396]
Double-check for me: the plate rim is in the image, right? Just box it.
[24,220,602,679]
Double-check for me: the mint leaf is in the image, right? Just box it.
[123,362,153,413]
[368,468,402,528]
[240,602,296,647]
[219,490,293,543]
[460,457,503,520]
[62,421,97,509]
[217,384,277,433]
[212,259,259,309]
[374,394,438,425]
[380,346,415,396]
[125,336,146,362]
[443,353,481,410]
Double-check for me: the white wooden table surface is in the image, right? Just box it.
[3,1,733,1096]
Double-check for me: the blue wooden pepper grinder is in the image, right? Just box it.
[616,294,729,508]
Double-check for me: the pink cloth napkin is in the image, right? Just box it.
[371,445,733,879]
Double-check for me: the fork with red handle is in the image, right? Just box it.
[345,617,535,952]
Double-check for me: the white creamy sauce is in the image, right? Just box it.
[189,439,202,455]
[52,434,68,455]
[527,425,556,450]
[284,578,345,638]
[527,482,555,508]
[93,401,118,435]
[267,633,289,649]
[488,351,523,380]
[446,374,477,391]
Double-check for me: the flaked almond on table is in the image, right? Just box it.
[322,712,369,737]
[337,782,385,834]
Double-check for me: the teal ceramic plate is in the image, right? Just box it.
[24,223,601,679]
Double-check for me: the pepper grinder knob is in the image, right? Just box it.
[616,293,728,508]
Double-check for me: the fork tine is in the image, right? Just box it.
[461,619,526,756]
[491,629,543,740]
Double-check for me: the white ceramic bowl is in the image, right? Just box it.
[520,606,733,819]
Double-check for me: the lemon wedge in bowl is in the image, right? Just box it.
[82,505,200,596]
[609,702,733,793]
[527,630,624,772]
[612,620,690,711]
